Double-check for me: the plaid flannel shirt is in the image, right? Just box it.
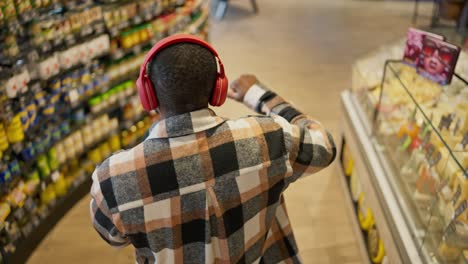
[90,83,336,264]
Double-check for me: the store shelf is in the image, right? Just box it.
[340,90,421,264]
[0,1,209,262]
[185,7,209,34]
[336,149,372,264]
[2,118,147,263]
[4,174,91,264]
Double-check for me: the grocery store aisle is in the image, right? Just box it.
[28,1,430,263]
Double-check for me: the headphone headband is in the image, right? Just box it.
[139,34,225,79]
[136,34,228,111]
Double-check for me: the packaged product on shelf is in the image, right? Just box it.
[72,131,85,155]
[6,186,26,208]
[6,115,24,143]
[64,136,76,161]
[136,121,146,139]
[37,154,51,179]
[350,168,362,202]
[342,144,354,176]
[98,115,110,136]
[81,125,93,148]
[53,172,68,197]
[22,178,39,196]
[5,74,20,98]
[438,241,462,262]
[0,124,10,153]
[40,184,56,205]
[37,55,60,80]
[0,202,11,225]
[47,147,59,171]
[91,119,102,142]
[413,163,439,208]
[108,134,121,152]
[0,0,205,259]
[358,193,374,231]
[368,225,386,264]
[87,148,102,164]
[99,142,111,159]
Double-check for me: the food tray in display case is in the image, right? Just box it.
[340,44,468,264]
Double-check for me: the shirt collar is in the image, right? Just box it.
[147,108,226,139]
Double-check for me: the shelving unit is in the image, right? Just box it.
[336,143,372,264]
[340,90,420,263]
[0,0,211,262]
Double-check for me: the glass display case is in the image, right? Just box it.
[342,42,468,264]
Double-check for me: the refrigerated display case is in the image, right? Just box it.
[339,42,468,264]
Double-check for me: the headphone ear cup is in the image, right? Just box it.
[137,77,158,111]
[209,74,228,107]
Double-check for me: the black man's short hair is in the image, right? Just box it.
[148,43,218,113]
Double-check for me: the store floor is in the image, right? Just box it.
[28,1,431,263]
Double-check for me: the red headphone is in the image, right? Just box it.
[136,34,228,112]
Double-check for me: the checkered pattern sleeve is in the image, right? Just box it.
[90,168,130,247]
[244,83,336,181]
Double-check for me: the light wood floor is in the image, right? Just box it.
[28,0,432,263]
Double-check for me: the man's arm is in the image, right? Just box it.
[229,75,336,182]
[90,169,130,247]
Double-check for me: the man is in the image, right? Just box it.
[90,35,336,263]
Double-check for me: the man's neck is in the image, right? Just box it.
[158,106,208,119]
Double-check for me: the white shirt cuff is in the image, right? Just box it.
[243,84,267,111]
